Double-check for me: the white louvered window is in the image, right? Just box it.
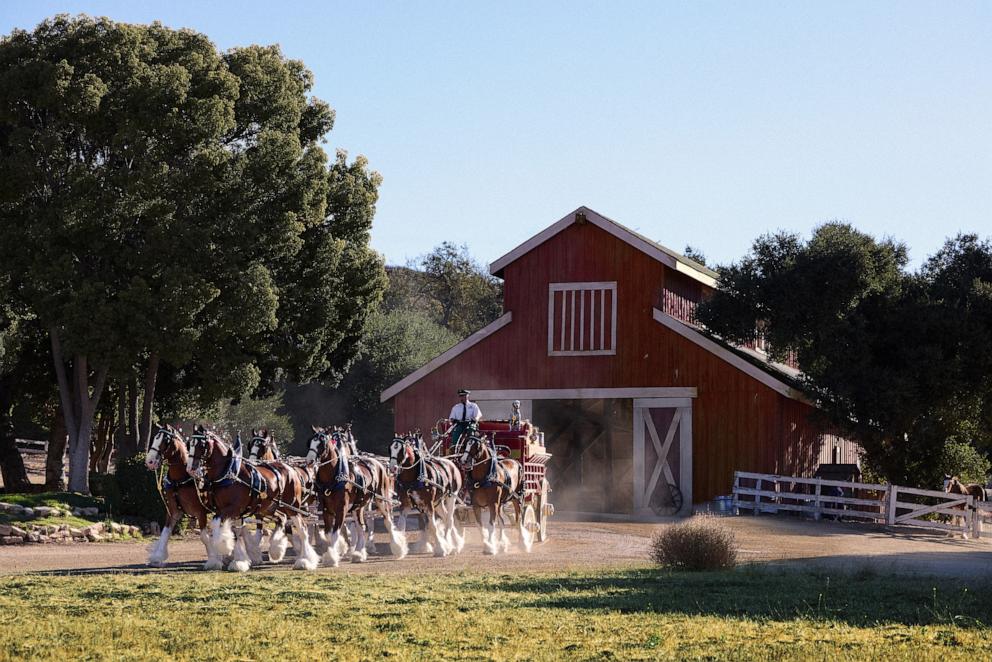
[548,282,617,356]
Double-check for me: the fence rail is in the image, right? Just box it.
[732,471,983,539]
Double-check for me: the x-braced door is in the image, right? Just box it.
[633,398,693,516]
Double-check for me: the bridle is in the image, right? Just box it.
[388,435,420,474]
[249,434,273,461]
[147,426,182,469]
[459,434,497,470]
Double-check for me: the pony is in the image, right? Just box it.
[144,424,217,568]
[388,433,464,557]
[460,433,530,555]
[944,475,987,531]
[305,426,407,567]
[188,425,319,571]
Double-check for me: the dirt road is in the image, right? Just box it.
[1,516,989,578]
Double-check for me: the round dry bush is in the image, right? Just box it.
[650,516,738,571]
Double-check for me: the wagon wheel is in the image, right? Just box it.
[649,484,684,515]
[536,478,551,542]
[522,504,538,538]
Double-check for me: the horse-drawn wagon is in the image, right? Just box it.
[434,418,554,542]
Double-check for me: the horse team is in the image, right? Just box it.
[143,423,532,571]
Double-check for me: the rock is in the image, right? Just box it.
[72,536,86,543]
[1,535,24,545]
[110,522,122,534]
[33,506,59,517]
[26,532,41,543]
[20,507,35,519]
[0,524,11,536]
[86,531,103,542]
[38,535,50,543]
[71,507,82,516]
[69,528,84,537]
[89,522,104,535]
[145,522,161,536]
[130,526,142,537]
[9,526,27,537]
[0,502,25,515]
[83,507,100,516]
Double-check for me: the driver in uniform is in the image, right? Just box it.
[449,388,482,452]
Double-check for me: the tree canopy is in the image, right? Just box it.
[698,224,992,486]
[0,16,385,491]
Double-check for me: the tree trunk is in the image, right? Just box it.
[0,375,31,492]
[91,411,113,474]
[127,375,138,455]
[137,352,159,452]
[50,328,108,494]
[45,405,67,491]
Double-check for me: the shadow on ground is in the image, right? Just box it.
[465,564,992,628]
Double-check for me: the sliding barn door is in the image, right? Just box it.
[633,398,693,516]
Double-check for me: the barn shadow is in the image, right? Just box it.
[470,562,992,628]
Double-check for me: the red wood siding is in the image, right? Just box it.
[391,219,847,504]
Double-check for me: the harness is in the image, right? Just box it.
[467,438,518,492]
[162,474,196,491]
[396,440,450,493]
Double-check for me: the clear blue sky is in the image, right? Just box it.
[2,1,990,269]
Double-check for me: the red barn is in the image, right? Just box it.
[381,207,858,516]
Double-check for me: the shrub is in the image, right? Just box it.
[115,454,167,524]
[650,516,738,571]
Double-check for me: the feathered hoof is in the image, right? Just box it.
[228,559,251,573]
[294,556,319,571]
[203,558,224,571]
[390,542,408,560]
[322,550,341,568]
[482,545,498,556]
[350,549,368,563]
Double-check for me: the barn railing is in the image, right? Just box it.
[732,471,982,539]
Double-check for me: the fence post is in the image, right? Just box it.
[755,478,762,515]
[886,485,897,526]
[814,478,822,521]
[964,495,974,539]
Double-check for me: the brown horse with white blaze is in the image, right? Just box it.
[460,433,530,555]
[188,426,319,571]
[306,426,407,567]
[144,424,217,567]
[388,433,464,557]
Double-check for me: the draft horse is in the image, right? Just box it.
[188,426,319,571]
[460,433,531,555]
[144,424,216,567]
[244,428,296,561]
[247,429,280,462]
[388,433,464,557]
[306,426,407,567]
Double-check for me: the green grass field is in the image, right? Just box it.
[0,567,989,661]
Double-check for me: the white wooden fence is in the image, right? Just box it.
[732,471,983,539]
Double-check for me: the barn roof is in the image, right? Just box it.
[489,206,720,286]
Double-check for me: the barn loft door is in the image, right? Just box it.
[633,398,693,516]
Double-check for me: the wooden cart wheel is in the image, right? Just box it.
[536,478,550,542]
[522,504,538,537]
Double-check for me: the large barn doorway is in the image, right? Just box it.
[532,399,633,514]
[470,388,696,517]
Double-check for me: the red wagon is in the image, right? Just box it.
[434,418,554,542]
